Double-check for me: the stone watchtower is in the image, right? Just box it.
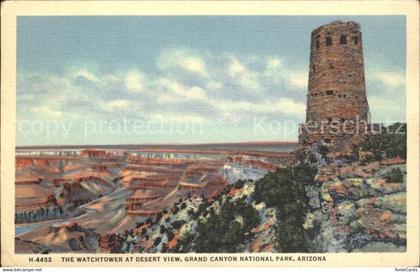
[300,20,371,146]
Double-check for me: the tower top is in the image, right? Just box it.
[311,20,361,36]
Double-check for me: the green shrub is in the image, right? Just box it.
[254,164,317,252]
[191,198,259,253]
[172,232,193,253]
[153,237,161,247]
[171,220,186,230]
[187,209,195,217]
[318,145,330,160]
[362,123,406,160]
[171,196,259,253]
[172,164,317,253]
[384,168,404,183]
[254,164,317,208]
[234,179,246,189]
[159,224,166,234]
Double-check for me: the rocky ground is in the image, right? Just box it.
[15,186,133,253]
[123,156,407,253]
[15,149,407,253]
[305,160,406,252]
[15,222,99,253]
[114,181,278,253]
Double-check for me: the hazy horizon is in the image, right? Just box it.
[16,140,298,149]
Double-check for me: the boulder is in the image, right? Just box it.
[380,192,406,214]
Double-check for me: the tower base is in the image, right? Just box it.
[299,119,381,149]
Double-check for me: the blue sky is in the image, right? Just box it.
[16,16,406,146]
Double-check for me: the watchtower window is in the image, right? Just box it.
[326,90,334,95]
[340,35,347,44]
[326,36,332,46]
[315,40,320,49]
[353,36,359,44]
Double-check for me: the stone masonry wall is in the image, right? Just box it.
[306,21,369,123]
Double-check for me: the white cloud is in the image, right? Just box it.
[184,58,207,76]
[211,100,252,112]
[159,78,207,101]
[263,57,308,90]
[157,48,209,77]
[228,56,261,91]
[275,98,306,116]
[18,49,311,130]
[73,69,98,82]
[26,47,405,133]
[156,93,181,104]
[107,100,133,109]
[288,71,308,89]
[206,80,224,90]
[266,57,282,69]
[374,72,405,88]
[125,70,145,92]
[33,106,63,118]
[148,112,206,123]
[228,56,247,77]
